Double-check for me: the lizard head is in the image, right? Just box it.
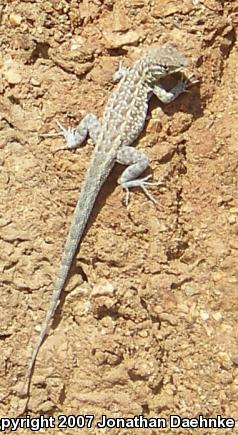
[143,44,188,82]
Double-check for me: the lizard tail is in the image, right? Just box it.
[21,152,114,413]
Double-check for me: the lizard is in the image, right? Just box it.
[22,43,191,411]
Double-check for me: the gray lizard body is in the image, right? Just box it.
[23,44,190,411]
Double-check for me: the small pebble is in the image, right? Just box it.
[9,13,22,26]
[4,68,22,84]
[200,310,209,321]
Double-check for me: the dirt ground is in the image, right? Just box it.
[1,0,238,434]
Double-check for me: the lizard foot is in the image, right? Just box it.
[40,121,83,152]
[123,175,165,206]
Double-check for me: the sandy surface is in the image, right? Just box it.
[1,0,238,434]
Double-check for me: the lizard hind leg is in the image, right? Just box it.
[117,146,162,206]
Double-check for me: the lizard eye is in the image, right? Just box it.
[161,65,170,74]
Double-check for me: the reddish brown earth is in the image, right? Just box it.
[1,1,238,434]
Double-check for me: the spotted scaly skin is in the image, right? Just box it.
[22,44,189,413]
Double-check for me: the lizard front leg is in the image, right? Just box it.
[117,146,161,205]
[152,78,189,104]
[113,61,128,82]
[152,73,198,104]
[43,113,101,150]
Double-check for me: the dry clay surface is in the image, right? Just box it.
[1,1,238,434]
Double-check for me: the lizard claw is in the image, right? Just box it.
[122,175,165,206]
[40,121,83,151]
[184,72,199,90]
[55,121,81,149]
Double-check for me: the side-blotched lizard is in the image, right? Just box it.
[23,44,191,411]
